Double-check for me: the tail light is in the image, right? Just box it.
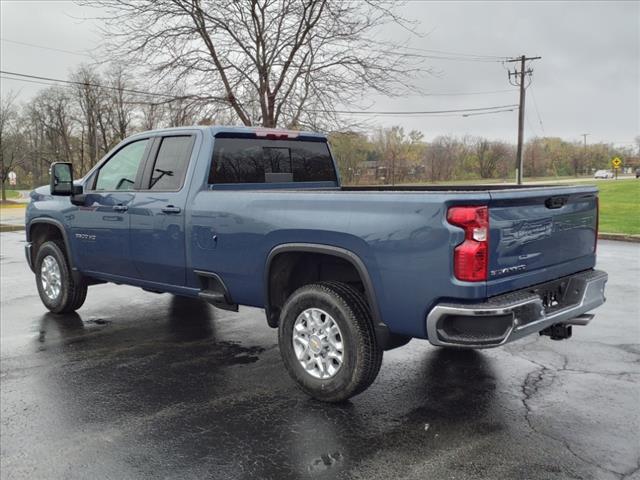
[447,206,489,282]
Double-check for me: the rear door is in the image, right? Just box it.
[129,133,196,286]
[486,185,598,296]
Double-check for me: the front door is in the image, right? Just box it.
[129,134,195,286]
[70,138,150,278]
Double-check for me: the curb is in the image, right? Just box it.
[598,233,640,243]
[0,224,25,233]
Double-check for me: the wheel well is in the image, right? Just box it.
[266,251,367,328]
[30,223,65,259]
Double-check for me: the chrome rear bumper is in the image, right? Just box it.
[426,269,608,348]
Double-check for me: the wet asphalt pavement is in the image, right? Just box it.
[1,231,639,480]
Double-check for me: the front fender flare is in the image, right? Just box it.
[27,218,82,283]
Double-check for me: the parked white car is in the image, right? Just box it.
[594,170,614,179]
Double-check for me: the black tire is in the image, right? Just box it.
[35,240,88,313]
[278,281,383,402]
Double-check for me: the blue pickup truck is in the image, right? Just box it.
[26,126,607,402]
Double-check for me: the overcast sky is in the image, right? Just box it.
[1,1,638,147]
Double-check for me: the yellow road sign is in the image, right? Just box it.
[612,157,622,168]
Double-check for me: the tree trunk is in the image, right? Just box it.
[0,152,5,201]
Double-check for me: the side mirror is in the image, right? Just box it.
[50,162,74,196]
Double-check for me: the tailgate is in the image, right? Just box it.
[486,185,598,296]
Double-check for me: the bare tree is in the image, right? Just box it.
[425,136,460,182]
[488,141,513,179]
[475,138,505,179]
[71,65,132,169]
[104,64,136,142]
[26,88,77,183]
[475,139,490,178]
[85,0,429,129]
[330,131,370,184]
[140,102,164,131]
[0,91,21,201]
[72,66,103,170]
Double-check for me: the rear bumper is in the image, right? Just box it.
[426,269,608,348]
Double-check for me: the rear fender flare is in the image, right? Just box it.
[264,243,407,350]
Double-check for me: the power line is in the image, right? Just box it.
[463,108,517,117]
[417,88,517,97]
[362,39,509,61]
[339,109,517,119]
[1,75,61,88]
[379,49,505,63]
[329,104,518,116]
[0,75,153,106]
[390,45,507,60]
[0,37,93,58]
[0,75,167,106]
[0,70,187,99]
[526,112,540,137]
[529,84,545,134]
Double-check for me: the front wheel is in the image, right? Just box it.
[35,241,87,313]
[278,282,383,402]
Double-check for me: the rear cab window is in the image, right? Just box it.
[146,136,194,191]
[209,137,337,185]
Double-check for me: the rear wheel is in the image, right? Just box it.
[35,241,87,313]
[278,282,383,402]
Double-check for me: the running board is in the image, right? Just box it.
[198,290,239,312]
[195,270,239,312]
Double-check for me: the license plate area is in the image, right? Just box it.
[529,277,575,314]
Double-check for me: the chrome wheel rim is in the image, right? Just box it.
[292,308,344,379]
[40,255,62,301]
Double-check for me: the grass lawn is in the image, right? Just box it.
[596,179,640,235]
[0,191,26,210]
[2,190,20,200]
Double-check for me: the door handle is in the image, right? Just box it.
[113,204,128,212]
[545,196,568,209]
[161,205,181,214]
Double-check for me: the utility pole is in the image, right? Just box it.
[581,133,589,146]
[507,55,541,184]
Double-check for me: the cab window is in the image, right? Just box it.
[94,139,148,191]
[148,136,193,191]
